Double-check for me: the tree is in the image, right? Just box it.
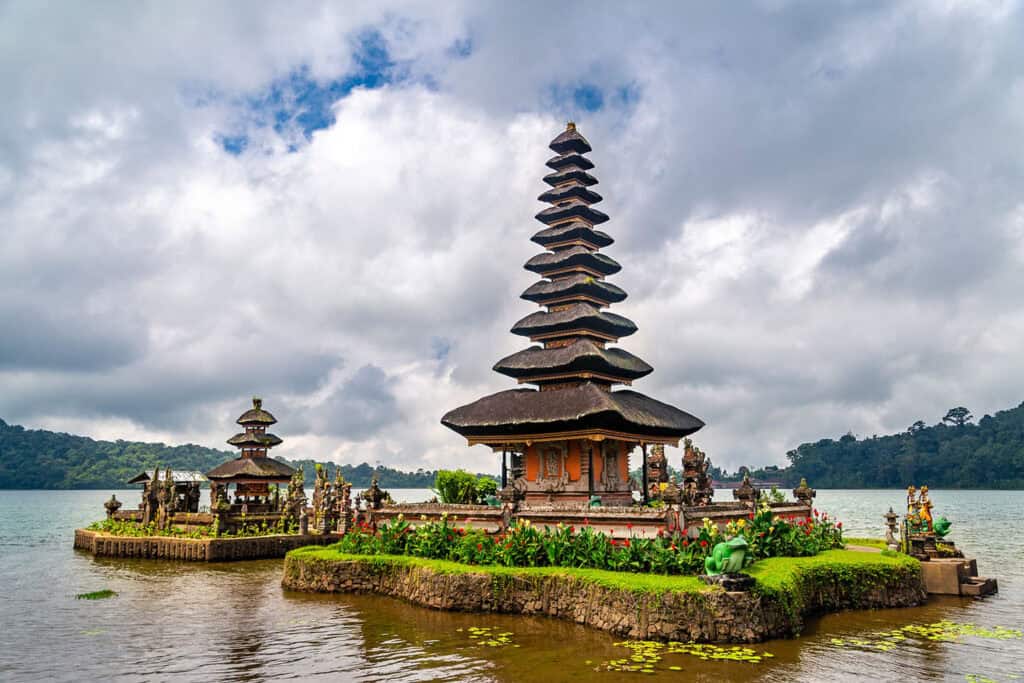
[942,407,973,428]
[907,420,926,435]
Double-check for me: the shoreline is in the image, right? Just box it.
[281,547,925,643]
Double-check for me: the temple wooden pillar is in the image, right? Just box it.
[641,443,649,505]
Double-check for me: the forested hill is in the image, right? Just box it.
[0,418,441,489]
[784,403,1024,489]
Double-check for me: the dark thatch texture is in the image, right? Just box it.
[521,273,627,305]
[206,456,295,480]
[531,223,613,249]
[536,200,609,226]
[493,339,652,381]
[543,167,598,188]
[524,247,621,276]
[546,151,595,171]
[236,403,277,425]
[441,383,704,439]
[511,303,637,339]
[227,432,283,448]
[537,183,603,205]
[549,125,592,155]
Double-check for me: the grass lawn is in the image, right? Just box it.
[288,546,918,597]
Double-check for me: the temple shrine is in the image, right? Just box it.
[442,123,705,505]
[207,397,295,511]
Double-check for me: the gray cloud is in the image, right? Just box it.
[3,1,1024,473]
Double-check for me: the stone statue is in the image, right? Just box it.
[704,537,749,575]
[681,439,714,506]
[281,469,307,530]
[361,476,388,511]
[792,478,816,505]
[732,473,758,508]
[104,494,122,519]
[919,485,934,532]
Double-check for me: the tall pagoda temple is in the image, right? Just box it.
[442,123,704,505]
[207,397,295,507]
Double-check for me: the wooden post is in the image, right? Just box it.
[501,447,508,489]
[587,443,594,498]
[641,443,649,505]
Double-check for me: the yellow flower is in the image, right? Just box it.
[737,519,747,528]
[420,514,427,521]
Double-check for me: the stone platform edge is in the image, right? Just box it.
[281,550,926,643]
[73,528,335,562]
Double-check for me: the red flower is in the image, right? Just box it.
[670,544,677,551]
[626,523,633,530]
[583,517,590,525]
[700,540,708,548]
[837,522,843,529]
[813,508,819,517]
[805,528,812,535]
[682,539,690,547]
[476,543,483,551]
[759,532,765,538]
[749,513,755,520]
[569,525,575,533]
[624,539,631,547]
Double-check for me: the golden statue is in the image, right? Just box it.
[906,485,917,517]
[919,485,934,531]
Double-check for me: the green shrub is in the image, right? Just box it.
[329,506,846,577]
[433,469,498,504]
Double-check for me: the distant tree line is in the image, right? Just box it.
[0,418,448,489]
[781,404,1024,489]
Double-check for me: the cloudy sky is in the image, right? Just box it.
[3,1,1024,474]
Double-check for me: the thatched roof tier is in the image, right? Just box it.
[548,123,592,155]
[511,303,637,340]
[524,247,621,277]
[207,456,295,481]
[538,182,603,205]
[531,222,613,249]
[227,432,283,448]
[521,273,627,306]
[236,397,277,425]
[494,339,652,382]
[440,122,705,448]
[441,383,704,442]
[543,166,599,188]
[546,151,595,171]
[536,199,609,226]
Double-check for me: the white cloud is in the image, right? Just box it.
[3,2,1024,475]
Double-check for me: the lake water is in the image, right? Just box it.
[1,488,1021,682]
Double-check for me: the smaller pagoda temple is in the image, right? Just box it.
[207,397,295,510]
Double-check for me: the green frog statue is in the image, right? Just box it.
[932,516,951,539]
[704,536,749,575]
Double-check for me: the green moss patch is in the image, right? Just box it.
[76,589,117,600]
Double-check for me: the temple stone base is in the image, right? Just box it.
[919,557,998,596]
[73,529,335,562]
[282,552,926,644]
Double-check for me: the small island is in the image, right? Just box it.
[277,125,992,643]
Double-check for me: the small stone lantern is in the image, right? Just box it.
[884,506,900,551]
[104,494,122,519]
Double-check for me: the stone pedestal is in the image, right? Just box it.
[699,573,755,592]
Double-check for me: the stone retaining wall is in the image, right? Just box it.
[73,529,334,562]
[281,554,926,643]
